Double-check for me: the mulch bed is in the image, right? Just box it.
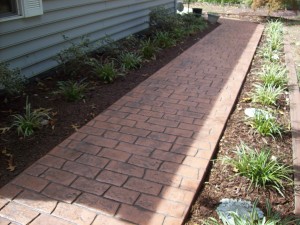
[0,23,219,188]
[185,30,295,224]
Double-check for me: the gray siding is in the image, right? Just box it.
[0,0,176,78]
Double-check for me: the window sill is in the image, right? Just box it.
[0,14,23,23]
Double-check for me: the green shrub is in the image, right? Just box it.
[223,143,293,195]
[258,63,287,88]
[171,27,186,40]
[55,37,90,76]
[150,7,183,32]
[11,97,51,137]
[55,80,88,101]
[246,110,283,137]
[89,59,122,83]
[155,31,176,48]
[119,52,143,70]
[140,39,159,60]
[0,62,25,95]
[179,14,208,35]
[120,35,140,51]
[97,35,122,57]
[251,83,284,106]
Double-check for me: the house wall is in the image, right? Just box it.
[0,0,176,78]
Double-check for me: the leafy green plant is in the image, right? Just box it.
[11,97,51,137]
[266,32,283,51]
[149,7,183,32]
[257,44,281,62]
[120,35,140,52]
[55,80,88,101]
[251,84,284,106]
[119,52,143,70]
[89,59,122,83]
[246,110,283,137]
[265,21,284,37]
[55,36,90,76]
[223,143,293,196]
[97,35,122,57]
[171,27,186,40]
[0,62,25,95]
[257,21,284,62]
[140,39,159,60]
[203,199,299,225]
[258,63,287,88]
[155,31,176,48]
[182,14,207,33]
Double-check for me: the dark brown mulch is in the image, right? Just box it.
[0,23,219,188]
[185,35,295,224]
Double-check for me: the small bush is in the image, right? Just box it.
[140,39,159,60]
[258,63,287,88]
[182,14,207,31]
[55,37,90,76]
[0,62,25,95]
[246,110,283,137]
[89,59,122,83]
[119,52,143,71]
[120,35,140,52]
[11,97,51,137]
[171,27,186,40]
[251,83,284,106]
[150,7,183,32]
[223,143,293,195]
[155,31,176,48]
[97,35,122,57]
[55,80,88,101]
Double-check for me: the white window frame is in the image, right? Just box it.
[0,0,43,23]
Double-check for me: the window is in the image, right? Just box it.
[0,0,19,18]
[0,0,43,21]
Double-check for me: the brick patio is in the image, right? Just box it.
[0,19,263,225]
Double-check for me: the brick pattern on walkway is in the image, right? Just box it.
[0,19,263,225]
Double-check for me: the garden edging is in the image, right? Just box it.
[284,34,300,216]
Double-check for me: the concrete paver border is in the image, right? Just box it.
[284,34,300,216]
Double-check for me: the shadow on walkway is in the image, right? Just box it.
[0,19,264,225]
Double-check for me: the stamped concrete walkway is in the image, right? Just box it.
[0,19,263,225]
